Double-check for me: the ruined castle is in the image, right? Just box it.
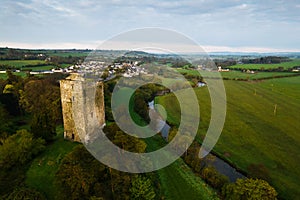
[60,73,105,143]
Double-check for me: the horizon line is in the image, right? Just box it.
[1,42,300,54]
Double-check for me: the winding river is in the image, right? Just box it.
[148,99,245,182]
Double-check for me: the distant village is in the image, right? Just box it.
[0,59,149,79]
[77,61,149,79]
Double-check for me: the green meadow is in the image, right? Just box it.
[220,71,297,80]
[0,72,27,79]
[177,68,298,80]
[145,136,218,200]
[25,127,78,200]
[0,60,46,68]
[46,51,89,57]
[0,60,71,70]
[228,59,300,70]
[22,65,56,71]
[156,76,300,199]
[0,73,8,79]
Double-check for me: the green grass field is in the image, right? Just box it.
[22,65,56,71]
[177,68,299,80]
[25,126,78,200]
[177,68,201,76]
[0,60,46,68]
[157,160,218,200]
[145,136,218,200]
[0,72,28,79]
[60,63,72,68]
[0,60,71,70]
[156,76,300,199]
[220,71,297,80]
[228,59,300,70]
[0,73,7,79]
[46,52,89,57]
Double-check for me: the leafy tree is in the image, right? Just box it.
[132,84,169,124]
[133,90,150,122]
[130,175,156,200]
[0,92,20,116]
[103,81,115,121]
[0,130,45,197]
[222,178,277,200]
[201,166,229,190]
[109,168,131,200]
[55,145,108,200]
[5,187,46,200]
[30,111,56,142]
[0,129,45,170]
[103,123,147,153]
[1,79,21,116]
[182,142,206,174]
[0,167,26,197]
[6,71,24,99]
[113,130,147,153]
[19,79,62,141]
[19,79,61,119]
[2,84,14,94]
[0,103,13,138]
[90,196,104,200]
[168,127,178,142]
[6,70,22,86]
[0,79,7,93]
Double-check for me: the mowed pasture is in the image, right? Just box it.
[156,76,300,199]
[228,59,300,70]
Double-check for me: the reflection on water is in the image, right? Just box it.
[148,100,170,141]
[202,149,245,182]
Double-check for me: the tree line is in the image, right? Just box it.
[240,56,290,64]
[0,72,66,198]
[55,123,157,200]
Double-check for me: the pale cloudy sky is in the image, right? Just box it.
[0,0,300,52]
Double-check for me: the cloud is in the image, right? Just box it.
[0,0,299,51]
[0,41,99,49]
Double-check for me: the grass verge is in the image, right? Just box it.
[25,126,78,200]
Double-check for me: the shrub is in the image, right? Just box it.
[201,166,229,190]
[222,178,277,200]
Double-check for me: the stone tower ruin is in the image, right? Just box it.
[60,73,105,143]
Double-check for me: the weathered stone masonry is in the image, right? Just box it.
[60,73,105,142]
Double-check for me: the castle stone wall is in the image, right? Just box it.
[60,73,105,143]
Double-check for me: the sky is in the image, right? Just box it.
[0,0,300,52]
